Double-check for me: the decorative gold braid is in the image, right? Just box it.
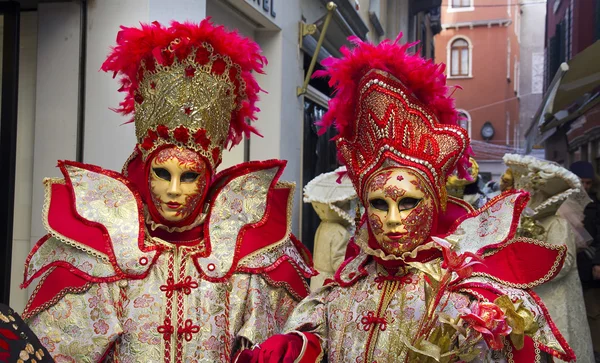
[41,178,111,263]
[504,337,515,363]
[238,182,296,264]
[22,267,93,320]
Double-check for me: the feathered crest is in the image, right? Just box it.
[315,34,472,177]
[101,19,266,149]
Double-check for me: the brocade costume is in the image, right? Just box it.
[20,21,314,363]
[239,36,575,363]
[284,192,572,362]
[504,153,595,363]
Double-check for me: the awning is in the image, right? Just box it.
[526,40,600,150]
[552,40,600,116]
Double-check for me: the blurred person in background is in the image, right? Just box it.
[571,160,600,360]
[504,154,594,363]
[446,157,488,209]
[303,166,359,290]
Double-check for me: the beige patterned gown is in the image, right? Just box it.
[21,161,313,363]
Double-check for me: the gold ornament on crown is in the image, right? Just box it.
[134,41,244,169]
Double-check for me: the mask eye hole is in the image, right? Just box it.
[153,168,171,181]
[181,172,200,183]
[369,198,389,211]
[398,197,421,211]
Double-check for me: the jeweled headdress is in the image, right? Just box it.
[316,35,471,209]
[101,20,266,170]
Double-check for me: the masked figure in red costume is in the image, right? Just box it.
[238,36,574,363]
[20,20,314,362]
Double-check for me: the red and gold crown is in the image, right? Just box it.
[101,20,266,171]
[317,36,472,209]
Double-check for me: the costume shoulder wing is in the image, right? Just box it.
[441,190,566,287]
[22,161,158,318]
[443,191,572,361]
[193,159,315,299]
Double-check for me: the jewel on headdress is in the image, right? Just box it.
[101,20,266,170]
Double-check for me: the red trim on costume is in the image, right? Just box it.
[332,252,370,287]
[238,186,289,256]
[290,234,315,273]
[59,160,159,256]
[47,182,113,256]
[528,290,576,362]
[509,336,540,362]
[295,332,324,363]
[435,196,474,236]
[22,267,92,319]
[471,239,566,288]
[22,161,164,318]
[261,259,311,299]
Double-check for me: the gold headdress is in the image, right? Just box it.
[102,20,266,171]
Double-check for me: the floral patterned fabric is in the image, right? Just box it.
[281,192,573,363]
[284,252,553,363]
[533,216,595,363]
[28,242,299,363]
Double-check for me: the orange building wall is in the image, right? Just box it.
[435,0,521,160]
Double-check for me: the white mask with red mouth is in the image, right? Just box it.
[365,167,436,256]
[148,147,210,224]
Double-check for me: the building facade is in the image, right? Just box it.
[434,0,521,182]
[530,0,600,169]
[1,0,442,311]
[517,0,546,158]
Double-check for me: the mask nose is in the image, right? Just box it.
[167,177,182,197]
[386,205,403,228]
